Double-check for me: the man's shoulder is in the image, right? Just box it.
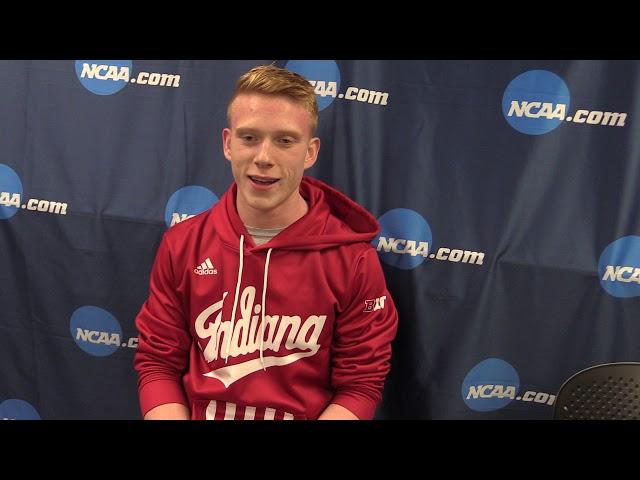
[331,239,378,263]
[163,205,218,245]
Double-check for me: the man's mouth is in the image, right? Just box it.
[249,176,279,186]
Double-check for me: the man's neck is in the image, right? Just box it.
[237,192,309,229]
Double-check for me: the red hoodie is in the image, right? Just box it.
[134,176,398,420]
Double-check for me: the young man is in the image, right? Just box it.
[134,65,398,420]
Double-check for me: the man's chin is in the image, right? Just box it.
[246,197,278,213]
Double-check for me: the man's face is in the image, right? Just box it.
[223,93,320,226]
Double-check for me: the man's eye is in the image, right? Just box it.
[280,138,293,144]
[242,135,255,142]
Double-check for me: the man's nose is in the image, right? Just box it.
[254,140,274,167]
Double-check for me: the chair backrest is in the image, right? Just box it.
[554,362,640,419]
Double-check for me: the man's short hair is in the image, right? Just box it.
[227,64,319,135]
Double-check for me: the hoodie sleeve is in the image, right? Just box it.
[134,234,191,417]
[329,246,399,419]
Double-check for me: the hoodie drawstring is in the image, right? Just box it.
[225,234,245,363]
[224,234,273,371]
[260,248,273,370]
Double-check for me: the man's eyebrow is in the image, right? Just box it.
[235,127,302,138]
[273,130,302,138]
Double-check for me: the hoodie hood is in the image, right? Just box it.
[218,176,380,251]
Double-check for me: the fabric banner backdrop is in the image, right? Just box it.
[1,59,638,419]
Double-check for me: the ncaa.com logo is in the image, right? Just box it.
[165,185,218,228]
[373,208,485,270]
[598,236,640,298]
[0,164,69,220]
[462,358,556,412]
[75,60,181,95]
[502,70,627,135]
[70,305,137,357]
[285,60,390,111]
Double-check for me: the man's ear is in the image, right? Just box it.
[304,137,321,170]
[222,128,232,162]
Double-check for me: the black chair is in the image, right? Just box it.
[554,362,640,419]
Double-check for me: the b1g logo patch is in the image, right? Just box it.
[363,296,386,312]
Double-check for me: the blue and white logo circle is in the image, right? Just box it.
[0,399,41,420]
[599,236,640,298]
[373,208,432,270]
[164,185,218,228]
[75,60,133,95]
[502,70,570,135]
[70,306,122,357]
[285,60,341,111]
[462,358,520,412]
[0,164,23,220]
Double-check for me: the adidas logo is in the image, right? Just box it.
[194,258,218,275]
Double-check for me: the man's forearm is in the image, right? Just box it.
[317,403,359,420]
[144,402,190,420]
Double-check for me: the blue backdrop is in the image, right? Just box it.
[1,59,638,419]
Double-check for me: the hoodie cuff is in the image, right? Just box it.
[331,392,378,420]
[139,379,189,417]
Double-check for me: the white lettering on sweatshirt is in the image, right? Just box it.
[194,286,327,387]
